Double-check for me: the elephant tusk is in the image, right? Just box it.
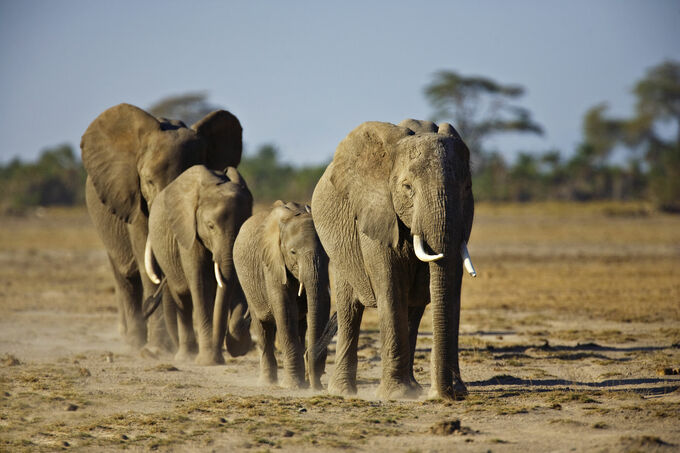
[144,239,161,284]
[214,262,225,288]
[413,234,444,262]
[298,281,304,297]
[460,241,477,277]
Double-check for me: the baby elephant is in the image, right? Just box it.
[146,165,252,365]
[234,201,331,389]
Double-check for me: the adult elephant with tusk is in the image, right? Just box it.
[81,103,243,351]
[233,201,331,390]
[311,119,477,401]
[145,165,253,365]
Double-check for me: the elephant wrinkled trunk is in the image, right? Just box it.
[212,249,236,357]
[301,254,330,390]
[420,189,467,400]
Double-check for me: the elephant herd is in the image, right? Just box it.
[81,103,477,401]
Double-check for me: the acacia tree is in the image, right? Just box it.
[582,61,680,209]
[148,92,221,126]
[423,70,543,164]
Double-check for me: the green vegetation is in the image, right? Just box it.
[0,144,86,214]
[1,60,678,213]
[424,61,680,209]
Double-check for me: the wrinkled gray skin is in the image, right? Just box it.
[81,103,243,351]
[147,166,252,365]
[311,119,474,400]
[233,201,331,389]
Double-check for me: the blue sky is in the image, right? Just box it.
[1,1,678,166]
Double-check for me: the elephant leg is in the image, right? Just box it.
[298,316,308,355]
[254,319,277,385]
[107,257,146,350]
[127,219,174,354]
[407,305,426,388]
[162,286,179,350]
[86,178,145,349]
[376,294,420,399]
[298,316,309,383]
[328,277,363,396]
[174,292,198,362]
[271,298,306,389]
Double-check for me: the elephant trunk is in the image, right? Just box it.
[418,188,467,400]
[212,248,236,355]
[301,253,330,390]
[225,286,252,357]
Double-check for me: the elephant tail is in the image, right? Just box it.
[142,277,167,320]
[307,311,338,362]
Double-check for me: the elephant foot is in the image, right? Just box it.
[146,336,175,355]
[174,347,197,363]
[125,330,147,350]
[428,379,468,401]
[309,379,324,392]
[376,379,422,400]
[327,375,357,396]
[280,374,308,390]
[225,333,253,358]
[195,351,225,366]
[258,373,277,387]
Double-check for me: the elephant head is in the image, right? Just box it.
[162,165,252,290]
[158,165,253,359]
[329,119,475,399]
[81,103,242,223]
[262,201,331,389]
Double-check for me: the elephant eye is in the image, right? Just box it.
[402,182,413,194]
[207,222,215,230]
[290,249,296,255]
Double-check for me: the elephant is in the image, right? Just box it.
[145,165,253,365]
[233,201,331,389]
[81,103,243,351]
[311,119,477,401]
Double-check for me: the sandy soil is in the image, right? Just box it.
[1,203,679,452]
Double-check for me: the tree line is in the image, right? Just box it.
[1,60,678,214]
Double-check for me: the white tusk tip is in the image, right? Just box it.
[214,262,225,288]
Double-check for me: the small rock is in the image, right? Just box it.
[121,434,129,440]
[3,392,10,397]
[62,441,70,447]
[657,367,680,376]
[298,407,307,413]
[283,430,294,437]
[219,417,228,424]
[66,404,78,411]
[79,368,91,377]
[429,419,461,435]
[2,354,21,366]
[104,352,114,363]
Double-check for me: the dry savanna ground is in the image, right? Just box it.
[1,202,679,452]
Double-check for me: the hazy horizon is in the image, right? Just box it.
[1,1,678,166]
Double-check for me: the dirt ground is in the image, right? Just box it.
[1,202,679,452]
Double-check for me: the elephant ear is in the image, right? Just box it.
[261,202,295,285]
[163,166,205,250]
[437,122,470,168]
[80,103,161,223]
[192,110,243,171]
[330,122,414,248]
